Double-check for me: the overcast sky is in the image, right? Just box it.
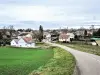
[0,0,100,29]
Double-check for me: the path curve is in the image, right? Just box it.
[46,42,100,75]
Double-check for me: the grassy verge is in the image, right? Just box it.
[36,42,49,46]
[58,41,100,56]
[30,46,75,75]
[0,47,54,75]
[36,42,51,49]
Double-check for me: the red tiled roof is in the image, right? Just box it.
[23,37,33,43]
[59,33,70,39]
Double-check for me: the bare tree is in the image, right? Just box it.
[8,25,14,38]
[2,26,7,35]
[84,30,87,39]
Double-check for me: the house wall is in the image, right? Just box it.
[11,40,18,46]
[18,42,26,47]
[31,43,35,47]
[18,38,27,47]
[18,43,35,48]
[59,33,74,42]
[67,33,75,39]
[59,38,70,42]
[18,39,35,47]
[59,39,66,42]
[46,34,51,42]
[47,37,51,42]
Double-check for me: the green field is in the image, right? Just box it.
[0,47,54,75]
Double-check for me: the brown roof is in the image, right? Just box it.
[59,33,70,39]
[23,37,33,44]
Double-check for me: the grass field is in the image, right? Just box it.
[59,41,100,56]
[0,47,54,75]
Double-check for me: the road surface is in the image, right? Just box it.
[46,42,100,75]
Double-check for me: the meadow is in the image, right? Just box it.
[0,47,54,75]
[59,41,100,56]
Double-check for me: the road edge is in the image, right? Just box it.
[73,61,81,75]
[45,42,80,75]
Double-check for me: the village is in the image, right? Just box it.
[0,25,100,47]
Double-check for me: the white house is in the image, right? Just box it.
[67,33,75,39]
[43,32,51,42]
[59,33,75,42]
[59,33,70,42]
[18,38,27,47]
[11,39,19,47]
[46,34,51,42]
[11,33,35,48]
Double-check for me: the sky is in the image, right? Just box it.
[0,0,100,29]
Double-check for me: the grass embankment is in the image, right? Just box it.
[30,47,75,75]
[59,41,100,56]
[0,47,54,75]
[36,42,49,46]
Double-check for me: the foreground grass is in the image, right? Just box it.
[0,47,54,75]
[59,41,100,56]
[30,47,75,75]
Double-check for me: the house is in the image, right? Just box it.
[50,30,59,42]
[75,29,93,40]
[11,37,35,48]
[51,33,59,42]
[43,31,59,42]
[11,32,35,48]
[67,33,75,39]
[11,39,19,46]
[59,32,75,42]
[45,33,51,42]
[18,37,35,47]
[59,33,70,42]
[43,32,51,42]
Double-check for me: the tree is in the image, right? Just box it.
[74,35,78,40]
[96,28,100,36]
[8,25,14,38]
[25,28,32,32]
[0,32,3,40]
[52,30,58,35]
[38,25,43,42]
[2,26,7,35]
[0,32,3,46]
[93,28,100,37]
[17,29,24,32]
[84,30,87,38]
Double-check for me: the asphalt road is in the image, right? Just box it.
[46,42,100,75]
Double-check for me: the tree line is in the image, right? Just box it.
[93,28,100,37]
